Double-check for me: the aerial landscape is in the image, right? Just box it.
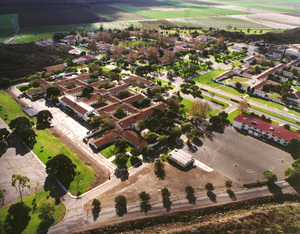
[1,0,300,233]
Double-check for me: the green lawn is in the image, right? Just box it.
[293,85,300,91]
[0,90,35,124]
[0,189,65,234]
[288,109,300,117]
[246,96,285,110]
[134,10,214,19]
[193,69,226,87]
[218,85,244,96]
[227,109,240,124]
[0,90,94,195]
[201,94,230,109]
[10,33,54,44]
[181,98,193,110]
[224,76,249,83]
[100,143,133,158]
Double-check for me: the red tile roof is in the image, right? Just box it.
[121,130,147,148]
[91,131,116,147]
[44,63,65,72]
[107,84,128,94]
[60,96,89,115]
[234,113,300,141]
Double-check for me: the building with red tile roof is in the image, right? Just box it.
[233,113,300,146]
[44,63,65,72]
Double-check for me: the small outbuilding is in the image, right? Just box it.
[168,149,195,168]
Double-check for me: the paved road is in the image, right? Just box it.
[49,180,296,234]
[0,118,46,207]
[10,85,117,173]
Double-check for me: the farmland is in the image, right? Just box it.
[134,10,215,20]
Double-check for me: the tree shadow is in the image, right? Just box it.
[186,194,197,205]
[207,191,217,203]
[286,176,300,194]
[155,168,166,180]
[140,201,151,214]
[130,157,142,168]
[0,142,8,157]
[37,217,54,233]
[44,175,67,205]
[92,207,101,221]
[162,197,172,212]
[226,189,237,201]
[115,204,127,217]
[4,202,31,234]
[187,142,198,153]
[5,133,30,156]
[114,168,129,181]
[267,183,283,195]
[36,123,52,130]
[192,138,203,147]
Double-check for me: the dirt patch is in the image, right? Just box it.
[85,162,241,211]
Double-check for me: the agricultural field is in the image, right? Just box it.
[0,13,19,29]
[170,16,271,29]
[133,10,215,20]
[139,20,176,30]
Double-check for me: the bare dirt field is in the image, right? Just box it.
[85,163,241,211]
[233,13,300,29]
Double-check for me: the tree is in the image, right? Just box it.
[65,81,76,89]
[115,195,127,216]
[185,185,195,195]
[237,99,248,113]
[17,128,37,146]
[154,159,165,179]
[92,199,101,220]
[139,191,150,202]
[0,189,5,206]
[145,132,158,144]
[38,202,55,230]
[115,139,127,152]
[114,104,126,117]
[11,174,31,202]
[287,138,300,159]
[158,135,167,148]
[46,86,60,98]
[88,39,98,51]
[81,86,94,97]
[118,89,132,100]
[130,147,141,157]
[235,82,242,90]
[284,158,300,179]
[9,117,32,132]
[161,187,171,198]
[205,183,214,192]
[37,110,53,126]
[263,170,278,183]
[127,51,138,64]
[225,180,232,189]
[0,128,9,144]
[115,153,128,168]
[46,154,77,188]
[189,101,211,119]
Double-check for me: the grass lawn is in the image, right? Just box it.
[246,96,285,110]
[293,85,300,91]
[218,85,244,96]
[10,33,54,44]
[225,76,248,83]
[0,189,65,233]
[0,90,35,124]
[288,109,300,117]
[193,69,226,87]
[0,90,94,195]
[231,29,285,35]
[231,60,242,66]
[201,94,230,109]
[228,109,241,124]
[100,143,133,158]
[181,98,193,110]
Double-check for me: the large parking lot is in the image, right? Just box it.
[183,126,294,184]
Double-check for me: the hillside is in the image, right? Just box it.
[0,43,73,79]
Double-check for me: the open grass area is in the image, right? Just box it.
[293,85,300,91]
[246,96,285,110]
[227,109,240,124]
[0,189,65,233]
[134,10,214,19]
[100,142,133,158]
[181,98,193,110]
[218,85,244,96]
[0,90,94,195]
[230,29,285,35]
[193,69,226,87]
[224,76,249,83]
[10,33,54,44]
[201,94,230,110]
[288,109,300,117]
[0,90,35,124]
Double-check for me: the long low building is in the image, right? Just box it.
[233,113,300,146]
[168,149,195,168]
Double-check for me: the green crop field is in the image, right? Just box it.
[133,10,215,19]
[0,14,19,29]
[171,16,270,29]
